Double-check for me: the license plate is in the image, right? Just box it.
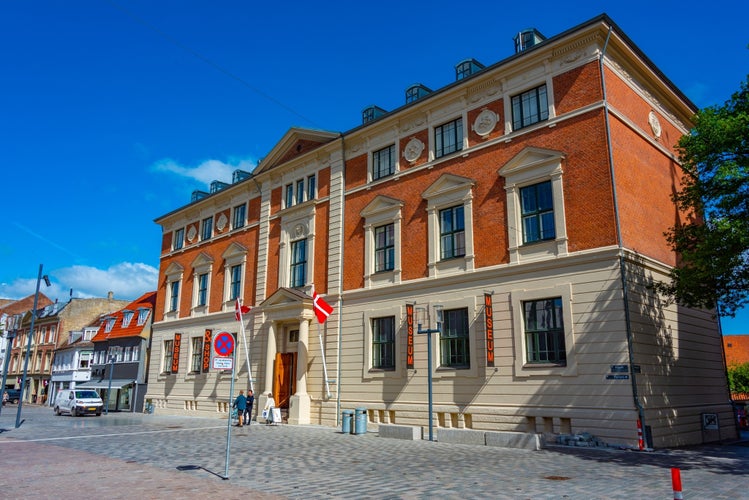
[88,407,97,411]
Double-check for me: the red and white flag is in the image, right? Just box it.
[235,299,251,321]
[312,290,334,324]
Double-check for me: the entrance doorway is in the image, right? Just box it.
[273,352,296,409]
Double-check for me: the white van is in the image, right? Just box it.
[54,389,104,417]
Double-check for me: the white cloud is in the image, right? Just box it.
[152,157,256,187]
[0,263,158,304]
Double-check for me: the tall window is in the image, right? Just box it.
[122,311,133,328]
[201,216,213,241]
[307,174,316,201]
[197,273,209,306]
[372,316,395,370]
[512,84,549,130]
[163,339,173,373]
[229,265,242,301]
[285,184,294,208]
[439,206,465,259]
[191,337,203,373]
[520,181,555,243]
[296,179,305,204]
[173,227,184,250]
[440,308,470,368]
[233,204,246,230]
[374,223,395,272]
[435,118,463,158]
[169,280,180,312]
[373,145,395,180]
[523,298,566,364]
[290,239,307,288]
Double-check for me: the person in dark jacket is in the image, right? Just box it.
[233,390,247,427]
[244,390,254,425]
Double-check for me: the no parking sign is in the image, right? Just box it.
[213,331,235,357]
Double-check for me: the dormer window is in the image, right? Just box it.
[122,310,133,328]
[137,308,150,325]
[104,317,115,333]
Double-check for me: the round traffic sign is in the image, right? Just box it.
[213,331,235,357]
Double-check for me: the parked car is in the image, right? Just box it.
[3,389,21,405]
[53,389,103,417]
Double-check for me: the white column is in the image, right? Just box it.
[262,321,276,396]
[295,317,309,396]
[289,316,311,424]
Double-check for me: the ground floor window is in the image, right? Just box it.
[523,297,566,364]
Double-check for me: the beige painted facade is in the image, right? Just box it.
[146,15,736,448]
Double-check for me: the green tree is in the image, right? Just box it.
[655,76,749,317]
[727,362,749,395]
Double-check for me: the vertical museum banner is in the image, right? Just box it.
[171,333,182,373]
[201,329,212,373]
[406,303,414,369]
[484,293,494,367]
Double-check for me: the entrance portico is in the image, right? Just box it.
[258,288,316,425]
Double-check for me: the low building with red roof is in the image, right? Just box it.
[79,291,156,413]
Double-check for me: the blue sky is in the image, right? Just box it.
[1,1,747,334]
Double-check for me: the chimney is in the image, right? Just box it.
[108,291,114,300]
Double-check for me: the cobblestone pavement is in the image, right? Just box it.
[1,404,748,499]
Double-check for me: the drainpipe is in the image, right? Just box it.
[335,133,346,426]
[599,25,647,445]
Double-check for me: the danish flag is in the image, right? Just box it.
[235,299,251,321]
[312,290,334,324]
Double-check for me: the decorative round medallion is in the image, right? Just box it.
[473,109,498,137]
[294,223,307,238]
[216,213,228,231]
[186,225,197,242]
[403,137,424,163]
[648,110,662,139]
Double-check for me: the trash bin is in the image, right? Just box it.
[354,407,367,435]
[341,410,353,434]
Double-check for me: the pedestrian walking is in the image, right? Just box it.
[244,390,254,425]
[264,392,276,425]
[233,390,247,427]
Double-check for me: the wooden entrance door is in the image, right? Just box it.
[273,352,296,409]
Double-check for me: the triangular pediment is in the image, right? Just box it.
[222,242,248,260]
[499,147,565,177]
[254,127,339,174]
[164,262,184,276]
[261,287,310,308]
[422,173,475,200]
[191,252,214,268]
[360,195,404,218]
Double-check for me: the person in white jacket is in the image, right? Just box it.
[263,393,276,425]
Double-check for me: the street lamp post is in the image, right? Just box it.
[105,346,122,414]
[416,304,442,442]
[16,264,51,428]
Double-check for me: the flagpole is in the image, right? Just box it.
[317,322,331,398]
[236,300,254,393]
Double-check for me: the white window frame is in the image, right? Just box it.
[222,242,248,311]
[278,203,316,293]
[360,195,403,288]
[362,305,405,381]
[232,203,246,230]
[122,311,133,328]
[430,296,479,380]
[421,174,475,278]
[498,147,568,264]
[190,252,214,316]
[510,283,577,377]
[164,262,184,320]
[173,227,184,251]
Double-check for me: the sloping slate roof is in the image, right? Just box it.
[91,291,156,341]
